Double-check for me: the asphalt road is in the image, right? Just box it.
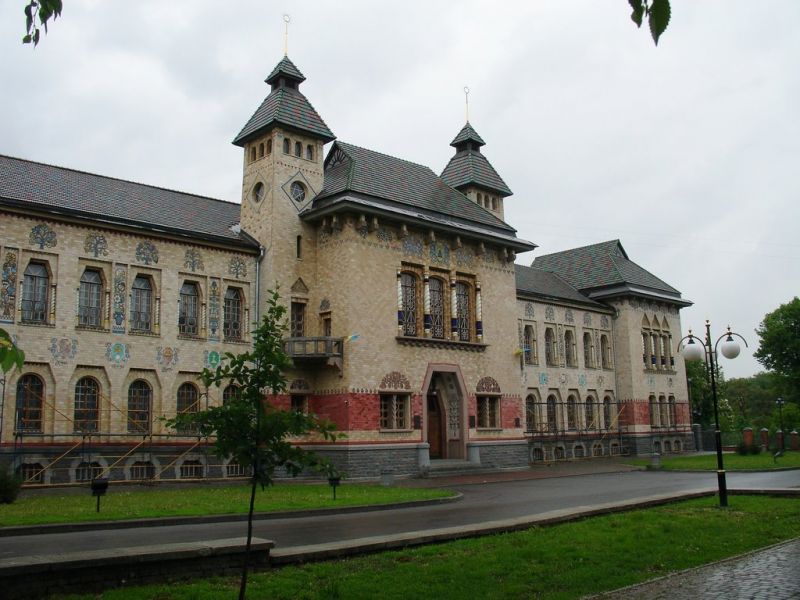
[2,470,798,560]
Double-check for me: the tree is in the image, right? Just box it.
[166,289,341,600]
[628,0,671,45]
[22,0,62,46]
[754,297,800,395]
[0,328,24,374]
[725,371,790,431]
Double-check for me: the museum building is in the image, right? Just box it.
[0,55,694,483]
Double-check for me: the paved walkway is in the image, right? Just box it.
[595,538,800,599]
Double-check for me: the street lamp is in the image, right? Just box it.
[679,320,748,508]
[776,397,785,452]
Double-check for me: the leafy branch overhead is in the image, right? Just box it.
[0,328,24,374]
[629,0,671,46]
[23,0,62,46]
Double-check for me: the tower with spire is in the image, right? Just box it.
[440,122,512,221]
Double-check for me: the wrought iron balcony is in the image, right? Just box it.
[283,337,344,373]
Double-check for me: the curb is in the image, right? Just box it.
[0,492,462,538]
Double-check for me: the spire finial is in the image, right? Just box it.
[283,14,291,56]
[464,86,470,122]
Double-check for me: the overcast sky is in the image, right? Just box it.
[2,1,798,379]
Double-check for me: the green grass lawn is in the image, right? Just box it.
[56,495,800,600]
[0,483,454,527]
[626,450,800,471]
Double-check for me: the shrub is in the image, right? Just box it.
[736,443,762,456]
[749,443,762,455]
[0,469,22,504]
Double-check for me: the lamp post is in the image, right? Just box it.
[679,320,748,508]
[776,397,785,451]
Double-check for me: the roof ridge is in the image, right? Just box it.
[335,141,437,175]
[0,154,239,207]
[534,238,622,261]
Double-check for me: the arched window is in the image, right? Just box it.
[567,395,577,430]
[649,395,659,427]
[583,332,594,368]
[603,396,613,430]
[131,276,153,332]
[642,331,651,368]
[546,395,558,433]
[600,335,612,369]
[74,377,99,432]
[222,384,240,405]
[266,139,272,154]
[258,143,264,158]
[294,141,302,157]
[179,282,199,336]
[79,268,103,327]
[400,272,418,336]
[76,461,102,481]
[131,460,154,480]
[492,197,498,210]
[523,325,535,365]
[545,328,557,366]
[305,144,314,160]
[477,193,483,206]
[16,374,43,432]
[283,138,290,153]
[22,262,49,323]
[659,394,669,428]
[177,383,199,434]
[429,277,445,339]
[455,282,471,341]
[585,396,595,430]
[525,394,538,432]
[564,330,576,367]
[223,287,243,341]
[249,147,256,162]
[127,380,151,433]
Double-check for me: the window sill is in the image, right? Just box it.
[76,325,109,333]
[223,338,249,345]
[476,427,502,432]
[129,330,159,338]
[19,321,55,328]
[178,334,206,342]
[379,428,413,433]
[396,336,487,352]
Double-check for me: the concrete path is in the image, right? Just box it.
[594,538,800,599]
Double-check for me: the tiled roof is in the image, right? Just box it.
[440,150,513,197]
[531,240,681,296]
[450,122,485,147]
[0,155,255,248]
[515,265,605,307]
[313,142,515,232]
[265,56,306,84]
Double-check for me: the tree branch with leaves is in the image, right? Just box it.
[629,0,671,46]
[23,0,62,46]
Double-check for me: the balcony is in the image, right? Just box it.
[283,337,344,373]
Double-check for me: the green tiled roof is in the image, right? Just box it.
[233,57,334,146]
[265,56,306,84]
[515,265,605,308]
[531,240,682,297]
[313,141,516,232]
[450,122,485,147]
[440,150,513,197]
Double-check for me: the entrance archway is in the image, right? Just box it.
[421,365,467,460]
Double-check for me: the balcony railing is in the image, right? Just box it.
[283,337,344,373]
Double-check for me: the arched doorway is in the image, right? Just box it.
[422,365,467,460]
[427,390,445,459]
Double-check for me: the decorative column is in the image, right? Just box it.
[154,296,161,334]
[396,269,404,336]
[450,276,458,341]
[74,286,80,327]
[475,281,483,341]
[423,269,431,337]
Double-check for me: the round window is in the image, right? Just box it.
[290,181,306,203]
[252,182,265,203]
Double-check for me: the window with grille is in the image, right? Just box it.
[130,460,154,480]
[16,374,43,432]
[74,377,99,432]
[566,395,577,430]
[226,462,249,477]
[176,383,199,434]
[224,287,243,341]
[290,302,305,337]
[18,462,44,483]
[564,330,577,367]
[429,277,445,339]
[545,328,557,366]
[127,380,151,433]
[603,397,613,430]
[76,461,103,481]
[21,262,49,323]
[400,273,417,336]
[222,384,240,405]
[585,397,596,430]
[546,395,558,432]
[523,325,536,365]
[455,282,471,341]
[130,276,152,332]
[179,282,199,335]
[79,269,103,327]
[379,393,409,429]
[179,460,204,478]
[476,396,499,428]
[525,394,537,432]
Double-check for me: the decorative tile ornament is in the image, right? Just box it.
[539,372,549,385]
[476,376,501,393]
[597,375,604,386]
[229,257,247,278]
[583,313,592,326]
[204,349,221,369]
[524,303,535,318]
[184,249,204,272]
[455,247,475,268]
[135,241,159,265]
[668,377,674,387]
[578,374,587,387]
[30,224,57,249]
[208,279,220,340]
[380,371,411,390]
[0,250,18,323]
[157,346,179,372]
[429,241,450,266]
[545,306,555,321]
[50,337,78,365]
[105,342,130,368]
[601,316,610,328]
[482,249,497,264]
[376,227,393,243]
[319,298,330,312]
[648,376,656,387]
[559,373,568,385]
[402,235,423,257]
[356,222,369,238]
[84,233,108,258]
[112,266,126,333]
[565,309,574,323]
